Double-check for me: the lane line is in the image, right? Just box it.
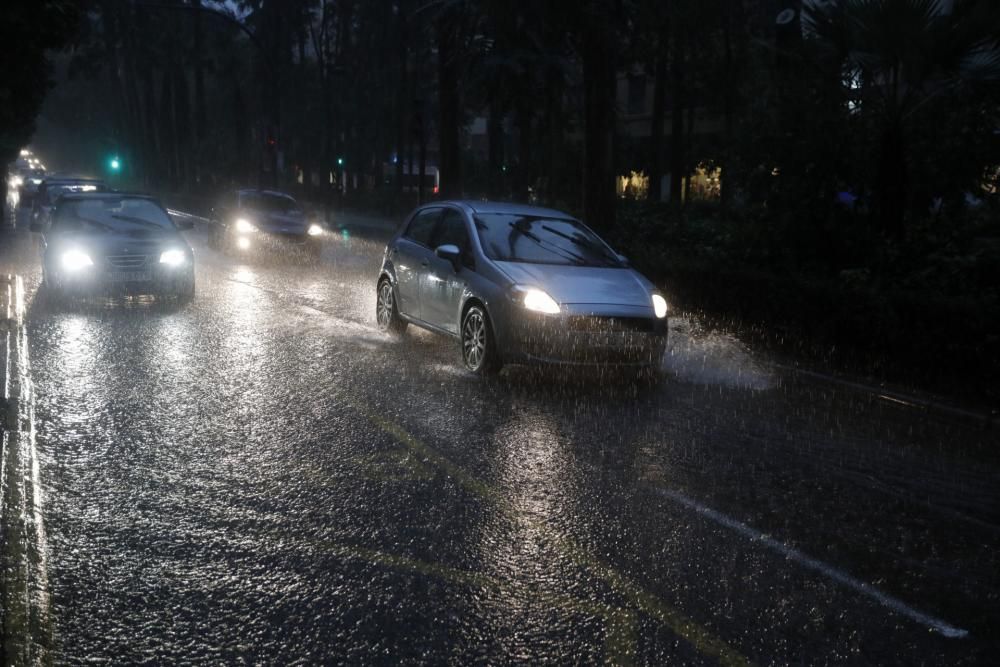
[340,392,752,667]
[651,487,969,639]
[772,363,994,425]
[310,539,637,664]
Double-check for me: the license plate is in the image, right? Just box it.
[107,271,151,282]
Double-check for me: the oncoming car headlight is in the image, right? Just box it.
[307,223,323,236]
[159,249,186,267]
[652,294,668,319]
[235,218,257,233]
[511,286,560,314]
[61,249,93,271]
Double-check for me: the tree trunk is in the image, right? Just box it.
[877,121,907,237]
[487,99,504,198]
[515,100,533,199]
[192,0,207,186]
[648,42,668,203]
[436,9,463,198]
[394,2,408,197]
[581,9,617,232]
[668,16,685,206]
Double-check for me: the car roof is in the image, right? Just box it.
[42,176,105,185]
[57,192,157,202]
[237,188,296,199]
[439,200,575,219]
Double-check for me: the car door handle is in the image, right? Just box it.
[420,259,429,267]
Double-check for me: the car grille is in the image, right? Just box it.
[106,254,150,269]
[566,315,655,333]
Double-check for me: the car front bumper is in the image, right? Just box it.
[49,266,194,298]
[495,304,668,367]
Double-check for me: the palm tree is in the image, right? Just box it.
[804,0,1000,235]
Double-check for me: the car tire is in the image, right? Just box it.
[461,305,502,375]
[175,276,196,304]
[376,278,407,335]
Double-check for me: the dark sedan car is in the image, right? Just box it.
[208,189,323,258]
[34,193,195,302]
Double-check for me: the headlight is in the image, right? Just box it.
[237,237,251,250]
[10,176,23,187]
[235,218,256,233]
[61,249,93,271]
[307,223,323,236]
[521,288,560,314]
[159,249,186,266]
[652,294,668,318]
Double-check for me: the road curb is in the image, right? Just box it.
[1,274,51,665]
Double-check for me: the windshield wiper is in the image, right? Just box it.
[508,221,588,265]
[540,225,620,266]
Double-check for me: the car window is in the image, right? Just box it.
[242,192,300,214]
[45,182,106,204]
[403,208,440,247]
[433,209,469,251]
[53,198,175,233]
[474,213,624,268]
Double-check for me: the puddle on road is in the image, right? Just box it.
[663,315,773,390]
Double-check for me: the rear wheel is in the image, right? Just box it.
[461,305,502,375]
[376,279,407,335]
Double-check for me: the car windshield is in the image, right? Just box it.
[45,182,105,204]
[474,214,624,267]
[53,198,174,233]
[242,193,301,214]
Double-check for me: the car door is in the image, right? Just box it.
[420,207,473,334]
[392,207,441,321]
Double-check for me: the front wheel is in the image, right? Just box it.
[461,305,502,375]
[376,279,407,335]
[176,278,196,304]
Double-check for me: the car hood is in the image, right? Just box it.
[494,261,652,306]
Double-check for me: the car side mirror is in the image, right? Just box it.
[435,244,462,270]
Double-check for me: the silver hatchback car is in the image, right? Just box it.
[376,201,668,374]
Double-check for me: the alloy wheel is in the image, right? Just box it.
[462,309,487,370]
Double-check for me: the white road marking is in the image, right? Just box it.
[652,487,969,639]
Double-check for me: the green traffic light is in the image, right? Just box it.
[337,157,344,166]
[109,157,121,171]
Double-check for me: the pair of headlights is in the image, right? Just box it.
[60,249,187,271]
[235,218,324,236]
[512,287,668,318]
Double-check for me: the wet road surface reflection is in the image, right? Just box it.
[1,210,997,663]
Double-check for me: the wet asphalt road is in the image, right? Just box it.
[1,198,999,664]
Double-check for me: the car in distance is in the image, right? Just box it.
[31,176,109,230]
[208,189,323,258]
[33,193,195,302]
[16,168,48,203]
[375,201,668,374]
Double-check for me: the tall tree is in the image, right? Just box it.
[805,0,1000,235]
